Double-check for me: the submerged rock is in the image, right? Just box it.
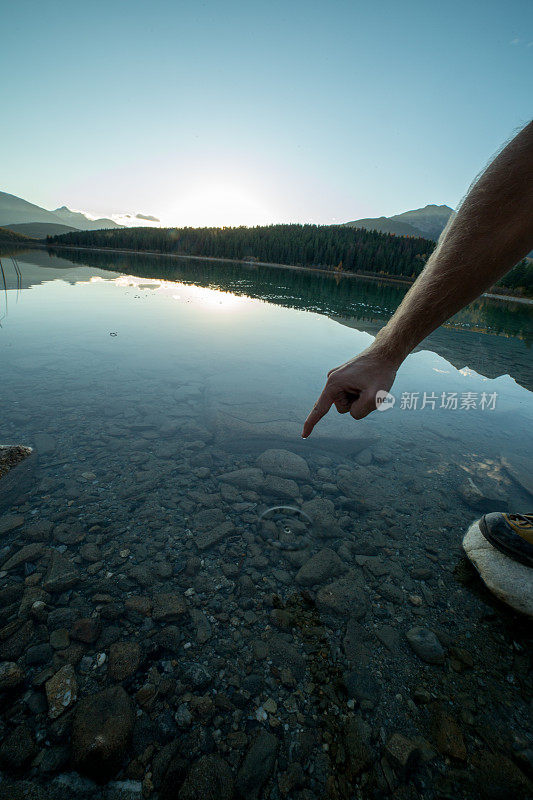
[218,468,264,491]
[0,661,25,689]
[0,514,25,536]
[72,686,134,782]
[295,548,347,586]
[256,449,310,481]
[431,707,467,761]
[45,664,78,719]
[43,551,79,593]
[316,574,367,618]
[0,723,38,771]
[178,754,233,800]
[406,626,445,664]
[236,729,278,799]
[108,642,141,681]
[463,520,533,618]
[152,592,187,622]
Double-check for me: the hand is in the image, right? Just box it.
[302,345,399,438]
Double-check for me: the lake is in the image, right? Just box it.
[0,246,532,798]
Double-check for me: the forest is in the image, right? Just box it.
[46,224,533,296]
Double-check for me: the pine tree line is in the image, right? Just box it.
[46,224,533,295]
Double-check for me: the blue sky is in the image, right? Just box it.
[2,0,532,226]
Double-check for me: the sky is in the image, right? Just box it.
[2,0,532,227]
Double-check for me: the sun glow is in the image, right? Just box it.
[167,180,274,228]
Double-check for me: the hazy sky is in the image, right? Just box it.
[2,0,532,227]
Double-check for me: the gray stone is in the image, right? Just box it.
[263,474,300,499]
[463,520,533,618]
[343,716,371,778]
[236,729,278,799]
[295,548,347,586]
[0,723,38,770]
[406,626,445,665]
[268,635,307,680]
[196,521,234,551]
[301,497,341,538]
[0,620,34,660]
[217,468,264,491]
[0,514,24,536]
[431,708,467,760]
[0,661,25,689]
[43,551,79,593]
[316,573,366,618]
[26,643,53,665]
[189,608,212,643]
[343,618,372,664]
[152,593,187,622]
[47,608,78,630]
[193,508,227,530]
[256,449,310,481]
[181,661,212,688]
[343,667,381,708]
[70,617,101,643]
[108,642,141,681]
[72,686,134,782]
[375,624,400,653]
[174,703,193,729]
[301,496,335,521]
[45,664,78,719]
[19,586,49,618]
[2,543,45,571]
[49,629,70,650]
[178,754,233,800]
[385,733,421,770]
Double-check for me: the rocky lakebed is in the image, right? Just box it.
[0,381,532,800]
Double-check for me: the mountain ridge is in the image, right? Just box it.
[344,204,455,241]
[0,191,123,235]
[53,206,122,230]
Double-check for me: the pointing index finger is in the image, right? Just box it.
[302,388,333,438]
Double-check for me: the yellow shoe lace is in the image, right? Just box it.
[508,513,533,528]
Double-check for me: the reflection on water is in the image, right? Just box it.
[0,247,532,799]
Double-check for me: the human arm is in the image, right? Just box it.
[302,120,533,437]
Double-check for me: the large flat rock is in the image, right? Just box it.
[463,520,533,618]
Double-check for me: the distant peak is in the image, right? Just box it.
[54,205,71,211]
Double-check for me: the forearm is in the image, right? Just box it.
[372,120,533,367]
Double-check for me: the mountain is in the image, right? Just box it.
[0,191,67,227]
[344,204,455,241]
[53,206,122,230]
[0,192,124,239]
[392,205,455,240]
[343,216,422,237]
[5,222,80,239]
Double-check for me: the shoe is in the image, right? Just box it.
[479,512,533,568]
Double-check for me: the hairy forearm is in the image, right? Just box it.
[372,120,533,366]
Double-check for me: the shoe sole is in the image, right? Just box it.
[479,517,533,569]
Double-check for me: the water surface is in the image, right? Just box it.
[0,247,532,798]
